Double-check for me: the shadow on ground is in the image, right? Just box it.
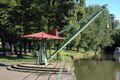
[0,54,34,60]
[0,63,11,67]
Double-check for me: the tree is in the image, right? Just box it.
[0,0,18,56]
[79,5,113,54]
[114,20,120,29]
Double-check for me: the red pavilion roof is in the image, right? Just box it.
[22,32,64,39]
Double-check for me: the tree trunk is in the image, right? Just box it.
[28,41,32,52]
[19,40,23,57]
[1,40,6,56]
[9,42,13,54]
[14,44,18,55]
[77,43,80,52]
[23,39,27,54]
[1,31,6,56]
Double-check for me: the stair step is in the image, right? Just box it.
[7,62,68,73]
[7,66,50,73]
[7,66,68,74]
[17,63,62,69]
[11,65,67,72]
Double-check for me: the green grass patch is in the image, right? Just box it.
[0,49,95,63]
[0,54,36,62]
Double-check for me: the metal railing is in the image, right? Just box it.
[56,59,65,80]
[47,57,65,80]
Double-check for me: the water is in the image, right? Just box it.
[74,59,120,80]
[116,72,120,80]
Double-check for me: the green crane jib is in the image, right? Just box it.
[48,4,108,62]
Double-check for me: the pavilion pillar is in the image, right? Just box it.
[36,40,48,65]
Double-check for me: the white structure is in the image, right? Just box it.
[110,14,120,29]
[114,47,120,61]
[0,42,2,48]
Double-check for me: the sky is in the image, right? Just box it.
[86,0,120,20]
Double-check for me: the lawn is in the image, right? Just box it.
[0,49,95,63]
[0,53,36,62]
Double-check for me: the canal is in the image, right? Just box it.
[74,59,120,80]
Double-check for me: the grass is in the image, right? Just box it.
[0,49,96,63]
[0,54,36,62]
[0,50,73,63]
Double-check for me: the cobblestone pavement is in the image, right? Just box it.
[0,62,75,80]
[0,62,29,80]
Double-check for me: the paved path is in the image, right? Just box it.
[0,62,29,80]
[0,62,75,80]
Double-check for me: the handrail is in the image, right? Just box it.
[56,59,65,80]
[47,62,58,80]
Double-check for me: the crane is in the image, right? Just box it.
[48,4,108,62]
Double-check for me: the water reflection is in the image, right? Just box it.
[74,59,120,80]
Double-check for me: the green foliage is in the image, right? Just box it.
[79,5,114,52]
[112,29,120,46]
[0,0,115,54]
[77,0,86,20]
[114,20,120,29]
